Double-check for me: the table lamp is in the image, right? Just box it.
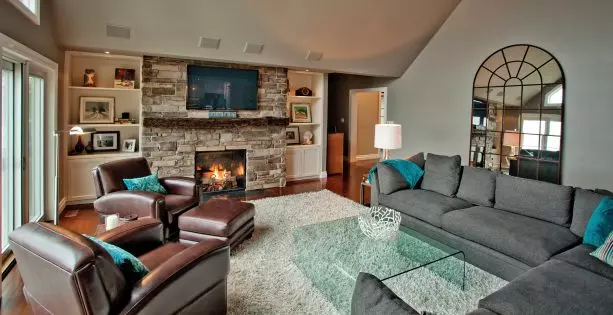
[375,123,402,160]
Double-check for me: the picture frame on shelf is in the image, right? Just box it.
[114,68,136,89]
[286,127,300,145]
[122,139,137,152]
[91,131,120,151]
[80,96,115,124]
[291,103,312,123]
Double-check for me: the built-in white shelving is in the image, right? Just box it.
[62,51,143,204]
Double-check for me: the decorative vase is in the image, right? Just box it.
[85,141,94,153]
[358,205,401,240]
[74,135,85,153]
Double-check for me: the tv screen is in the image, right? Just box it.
[187,66,258,110]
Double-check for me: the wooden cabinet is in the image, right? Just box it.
[286,145,322,180]
[327,133,344,175]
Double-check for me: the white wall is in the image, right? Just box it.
[387,0,613,191]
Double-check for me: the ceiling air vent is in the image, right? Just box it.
[305,51,323,61]
[243,42,264,54]
[106,24,131,40]
[198,37,221,49]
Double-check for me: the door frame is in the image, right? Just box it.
[348,87,388,163]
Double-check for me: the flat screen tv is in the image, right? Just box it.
[187,66,258,110]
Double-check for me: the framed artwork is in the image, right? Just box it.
[121,139,137,152]
[285,127,300,145]
[79,96,115,124]
[291,103,312,123]
[114,68,136,89]
[91,131,120,151]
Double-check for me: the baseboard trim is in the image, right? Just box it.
[58,197,67,214]
[355,154,380,161]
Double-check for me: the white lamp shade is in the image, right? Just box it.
[374,124,402,150]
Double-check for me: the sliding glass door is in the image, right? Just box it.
[2,59,22,253]
[1,59,46,254]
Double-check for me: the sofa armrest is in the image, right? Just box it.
[97,218,163,256]
[370,171,381,206]
[159,177,197,196]
[120,239,230,315]
[94,191,166,221]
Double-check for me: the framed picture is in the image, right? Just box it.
[291,103,312,123]
[80,97,115,124]
[285,127,300,145]
[114,68,136,89]
[91,131,120,151]
[121,139,137,152]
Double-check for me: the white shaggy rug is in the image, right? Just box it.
[227,190,507,315]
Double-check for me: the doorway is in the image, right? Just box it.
[349,87,387,163]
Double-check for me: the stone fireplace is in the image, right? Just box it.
[195,149,246,193]
[140,56,289,190]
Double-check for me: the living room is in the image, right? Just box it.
[2,0,613,314]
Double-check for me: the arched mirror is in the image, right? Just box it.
[470,45,565,184]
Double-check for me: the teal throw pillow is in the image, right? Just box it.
[583,197,613,247]
[590,231,613,267]
[123,174,167,194]
[84,235,149,285]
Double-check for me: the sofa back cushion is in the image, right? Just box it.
[457,167,496,207]
[376,163,408,195]
[421,154,462,197]
[495,174,573,226]
[571,189,613,237]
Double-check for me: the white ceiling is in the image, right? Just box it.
[52,0,460,77]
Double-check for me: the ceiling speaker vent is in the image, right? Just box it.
[305,51,323,61]
[243,42,264,54]
[106,24,131,39]
[198,37,221,49]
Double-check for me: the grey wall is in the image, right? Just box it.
[328,74,391,157]
[387,0,613,191]
[0,0,62,63]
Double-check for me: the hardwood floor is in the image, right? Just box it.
[0,160,375,315]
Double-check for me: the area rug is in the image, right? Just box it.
[227,190,507,315]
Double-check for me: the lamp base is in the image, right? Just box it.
[380,149,390,161]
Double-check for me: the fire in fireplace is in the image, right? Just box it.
[195,150,246,193]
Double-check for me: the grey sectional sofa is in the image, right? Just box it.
[370,154,613,315]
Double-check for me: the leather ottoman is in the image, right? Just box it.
[178,198,255,248]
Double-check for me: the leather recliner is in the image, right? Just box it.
[9,219,230,315]
[92,157,199,238]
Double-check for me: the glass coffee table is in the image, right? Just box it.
[293,216,465,314]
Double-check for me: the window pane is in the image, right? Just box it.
[28,75,45,222]
[2,61,15,252]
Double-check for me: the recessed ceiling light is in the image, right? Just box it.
[104,51,111,54]
[305,69,310,72]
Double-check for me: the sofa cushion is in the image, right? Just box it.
[380,189,471,227]
[479,260,613,315]
[407,152,425,169]
[494,174,573,226]
[553,244,613,281]
[456,167,496,207]
[442,206,579,266]
[376,163,409,194]
[351,272,419,315]
[571,188,611,237]
[421,154,462,197]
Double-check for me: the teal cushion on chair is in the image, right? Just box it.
[583,197,613,247]
[123,174,167,194]
[84,235,149,285]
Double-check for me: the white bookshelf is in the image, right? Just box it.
[285,70,327,181]
[62,51,143,204]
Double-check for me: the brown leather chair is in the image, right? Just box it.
[9,219,230,315]
[92,157,199,238]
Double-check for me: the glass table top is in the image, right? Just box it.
[293,216,465,313]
